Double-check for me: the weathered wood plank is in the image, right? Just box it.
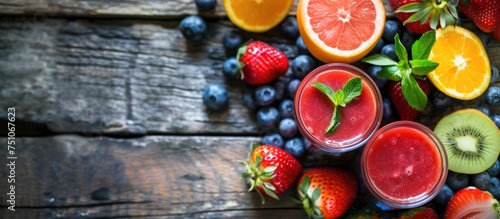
[0,135,319,218]
[0,0,396,18]
[0,17,499,135]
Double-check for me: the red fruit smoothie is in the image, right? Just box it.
[360,121,448,209]
[294,63,382,153]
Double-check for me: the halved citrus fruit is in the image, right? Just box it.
[297,0,385,63]
[223,0,294,33]
[428,25,491,100]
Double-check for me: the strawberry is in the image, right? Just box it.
[398,207,439,219]
[443,186,500,219]
[240,144,302,204]
[458,0,500,33]
[237,40,289,86]
[292,167,358,219]
[492,25,500,42]
[363,31,437,121]
[389,79,430,120]
[387,0,458,34]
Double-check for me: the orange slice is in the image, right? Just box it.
[223,0,294,33]
[297,0,385,63]
[428,25,491,100]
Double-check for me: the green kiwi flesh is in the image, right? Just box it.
[434,109,500,174]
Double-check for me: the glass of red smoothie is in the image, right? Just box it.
[360,121,448,209]
[294,63,383,154]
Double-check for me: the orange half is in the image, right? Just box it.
[223,0,294,33]
[297,0,385,63]
[428,25,490,100]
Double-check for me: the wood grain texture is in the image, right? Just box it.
[0,135,316,219]
[0,0,395,18]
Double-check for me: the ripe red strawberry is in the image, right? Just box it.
[399,207,439,219]
[458,0,500,33]
[292,167,358,219]
[240,144,302,204]
[387,0,458,34]
[237,40,289,86]
[388,79,430,121]
[443,186,500,219]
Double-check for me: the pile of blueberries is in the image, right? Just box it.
[186,0,500,150]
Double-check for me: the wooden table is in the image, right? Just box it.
[0,0,499,218]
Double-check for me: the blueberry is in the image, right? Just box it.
[255,85,276,106]
[490,114,500,129]
[292,55,316,79]
[401,31,418,55]
[202,84,228,111]
[381,44,398,61]
[287,79,302,99]
[274,81,287,101]
[382,20,403,43]
[284,137,305,158]
[302,136,312,150]
[194,0,217,12]
[491,65,499,85]
[487,160,500,176]
[476,105,491,116]
[383,97,393,120]
[179,15,207,42]
[223,30,245,55]
[486,86,500,107]
[369,38,385,55]
[279,99,294,118]
[256,106,280,129]
[222,57,240,80]
[432,90,453,109]
[242,90,258,110]
[488,177,500,199]
[434,184,453,205]
[262,133,285,148]
[281,17,299,40]
[296,36,311,55]
[279,118,298,138]
[472,172,491,190]
[366,65,388,89]
[446,171,469,192]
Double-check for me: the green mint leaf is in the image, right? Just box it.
[394,34,409,65]
[401,75,427,111]
[361,54,398,66]
[411,30,436,60]
[326,106,341,134]
[311,82,335,103]
[409,59,439,75]
[341,77,362,105]
[379,66,403,81]
[333,90,345,106]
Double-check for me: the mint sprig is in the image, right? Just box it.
[362,30,439,111]
[312,77,362,134]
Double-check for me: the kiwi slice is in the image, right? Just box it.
[434,108,500,174]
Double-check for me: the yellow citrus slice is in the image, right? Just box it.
[223,0,294,33]
[428,25,491,100]
[297,0,385,63]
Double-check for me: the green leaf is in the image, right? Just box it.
[333,90,345,106]
[403,6,432,25]
[341,77,362,105]
[401,75,428,111]
[361,54,398,66]
[299,176,310,197]
[394,2,426,13]
[262,166,277,174]
[326,106,341,134]
[311,82,335,103]
[411,30,436,60]
[409,59,439,75]
[311,187,321,201]
[430,12,439,29]
[394,34,408,65]
[379,66,402,81]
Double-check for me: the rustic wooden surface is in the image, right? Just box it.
[0,0,500,218]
